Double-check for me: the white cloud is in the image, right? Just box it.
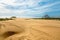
[0,0,40,14]
[0,0,60,18]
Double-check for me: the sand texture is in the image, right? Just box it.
[0,18,60,40]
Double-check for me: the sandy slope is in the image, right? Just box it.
[0,18,60,40]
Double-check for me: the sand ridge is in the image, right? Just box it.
[0,18,60,40]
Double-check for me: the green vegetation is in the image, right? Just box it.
[32,14,60,20]
[0,18,12,21]
[32,18,60,20]
[0,16,16,21]
[10,16,16,19]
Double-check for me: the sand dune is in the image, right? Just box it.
[0,18,60,40]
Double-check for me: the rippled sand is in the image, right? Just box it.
[0,18,60,40]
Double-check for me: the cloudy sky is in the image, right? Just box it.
[0,0,60,18]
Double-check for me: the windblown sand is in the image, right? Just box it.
[0,18,60,40]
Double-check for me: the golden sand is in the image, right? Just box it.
[0,18,60,40]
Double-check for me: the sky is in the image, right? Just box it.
[0,0,60,18]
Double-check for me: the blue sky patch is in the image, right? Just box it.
[0,0,60,18]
